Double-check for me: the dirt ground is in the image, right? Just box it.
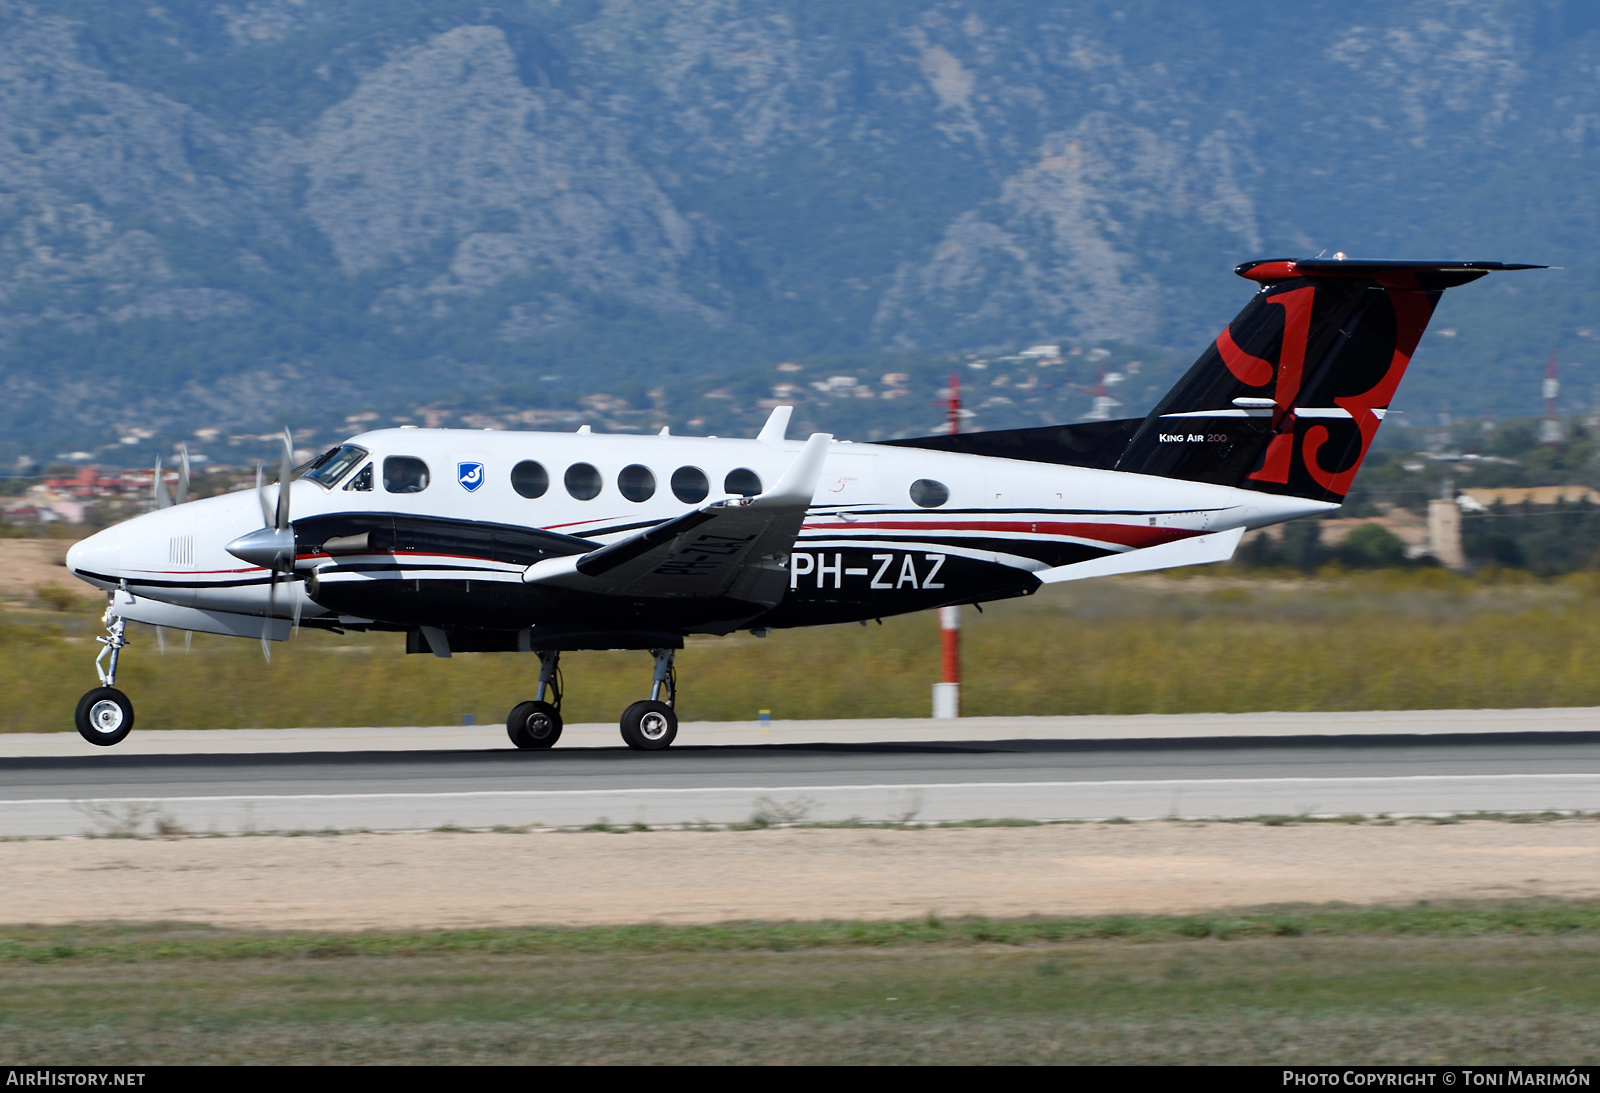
[3,820,1597,930]
[0,538,76,606]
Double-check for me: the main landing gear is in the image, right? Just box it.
[620,648,677,751]
[75,602,134,747]
[507,650,563,749]
[506,647,679,752]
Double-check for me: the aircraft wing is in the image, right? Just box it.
[521,432,833,606]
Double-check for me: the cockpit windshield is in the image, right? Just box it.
[302,444,369,489]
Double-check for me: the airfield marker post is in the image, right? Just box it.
[933,605,960,719]
[931,374,964,720]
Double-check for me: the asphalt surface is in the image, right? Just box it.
[4,726,1600,835]
[9,707,1600,756]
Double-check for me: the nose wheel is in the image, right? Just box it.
[76,599,135,747]
[75,687,135,747]
[620,648,678,750]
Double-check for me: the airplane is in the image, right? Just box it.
[63,257,1539,749]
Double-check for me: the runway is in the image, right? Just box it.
[2,709,1599,835]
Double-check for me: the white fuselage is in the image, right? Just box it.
[66,427,1332,633]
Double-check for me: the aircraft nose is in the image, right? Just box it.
[65,526,122,586]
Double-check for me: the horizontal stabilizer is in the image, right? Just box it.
[1036,527,1244,584]
[1235,258,1545,287]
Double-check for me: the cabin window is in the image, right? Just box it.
[909,479,949,508]
[565,462,602,500]
[382,456,430,494]
[671,466,709,504]
[511,460,549,499]
[618,464,656,503]
[304,445,369,488]
[724,468,762,497]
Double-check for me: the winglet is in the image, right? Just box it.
[757,405,793,445]
[754,431,831,507]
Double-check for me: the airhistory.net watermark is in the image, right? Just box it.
[5,1072,146,1087]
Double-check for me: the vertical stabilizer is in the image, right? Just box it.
[1112,259,1541,502]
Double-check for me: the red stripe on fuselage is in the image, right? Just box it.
[805,520,1201,549]
[124,565,265,575]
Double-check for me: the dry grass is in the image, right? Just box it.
[4,908,1600,1063]
[7,568,1600,731]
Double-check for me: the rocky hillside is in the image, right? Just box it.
[2,1,1599,461]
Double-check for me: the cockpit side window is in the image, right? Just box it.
[344,464,374,492]
[303,445,370,489]
[383,456,431,494]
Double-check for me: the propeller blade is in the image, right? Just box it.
[275,428,293,532]
[291,578,303,638]
[155,626,166,655]
[262,570,277,664]
[256,465,270,526]
[176,443,191,505]
[154,457,171,509]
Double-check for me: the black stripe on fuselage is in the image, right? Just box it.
[794,535,1115,567]
[76,569,275,591]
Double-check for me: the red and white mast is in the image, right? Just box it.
[933,373,962,719]
[1541,351,1563,447]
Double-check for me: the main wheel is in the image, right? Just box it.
[75,687,134,747]
[507,700,563,749]
[620,700,677,751]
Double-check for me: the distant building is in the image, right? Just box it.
[1458,486,1600,510]
[1428,499,1465,570]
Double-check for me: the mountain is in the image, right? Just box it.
[3,0,1600,465]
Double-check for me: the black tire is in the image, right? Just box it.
[75,687,134,747]
[620,699,677,751]
[507,700,563,749]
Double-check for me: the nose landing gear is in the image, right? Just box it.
[507,650,563,749]
[620,648,677,751]
[75,602,134,746]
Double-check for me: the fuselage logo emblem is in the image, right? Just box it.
[457,462,485,492]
